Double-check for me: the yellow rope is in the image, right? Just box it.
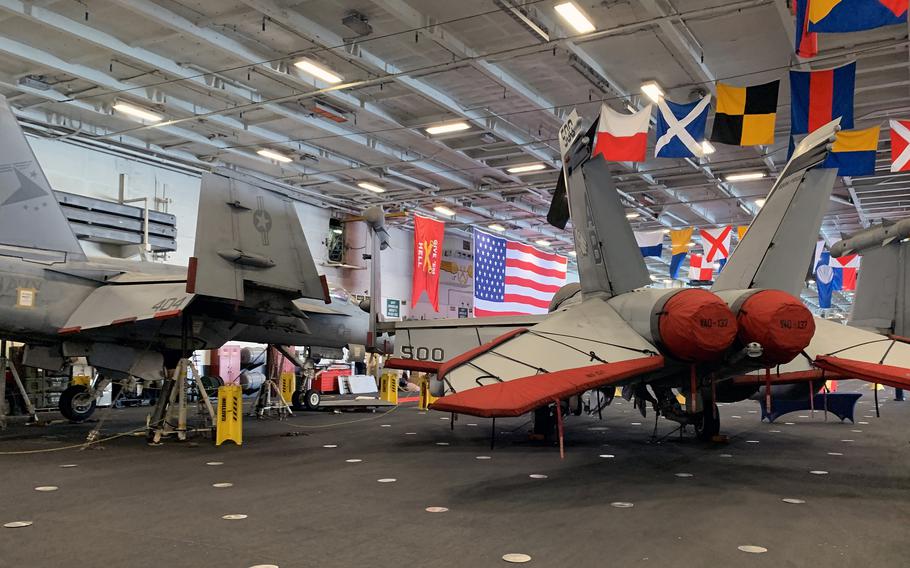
[0,426,148,455]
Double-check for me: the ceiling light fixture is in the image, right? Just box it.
[257,149,293,163]
[554,2,595,34]
[640,81,664,103]
[726,172,766,182]
[535,239,551,247]
[433,205,456,217]
[701,140,716,155]
[294,59,343,84]
[357,182,385,193]
[625,212,640,219]
[568,250,577,257]
[113,101,162,123]
[488,223,506,232]
[425,121,470,135]
[755,198,766,208]
[506,163,546,174]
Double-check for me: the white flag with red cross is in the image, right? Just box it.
[700,226,732,262]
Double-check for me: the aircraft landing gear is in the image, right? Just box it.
[59,384,98,422]
[694,403,720,441]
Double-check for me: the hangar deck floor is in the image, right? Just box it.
[1,384,908,568]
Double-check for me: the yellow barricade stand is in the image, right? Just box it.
[418,377,437,410]
[379,373,398,404]
[72,374,91,387]
[279,371,295,404]
[216,385,243,446]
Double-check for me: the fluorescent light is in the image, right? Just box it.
[506,163,546,174]
[625,212,640,219]
[257,149,293,163]
[357,182,385,193]
[661,229,671,234]
[433,205,455,217]
[568,250,577,257]
[488,223,506,232]
[535,239,551,247]
[425,121,470,135]
[640,81,664,103]
[726,172,766,182]
[701,140,716,155]
[332,228,343,235]
[739,203,751,215]
[755,198,766,208]
[554,2,595,34]
[687,242,696,247]
[294,59,343,84]
[113,102,162,123]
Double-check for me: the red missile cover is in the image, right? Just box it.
[658,289,737,362]
[737,290,815,364]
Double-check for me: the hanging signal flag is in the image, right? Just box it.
[592,103,652,163]
[790,62,856,135]
[889,119,910,172]
[655,96,711,158]
[808,0,907,33]
[669,228,693,280]
[634,230,664,257]
[711,80,779,146]
[822,126,880,177]
[688,254,713,282]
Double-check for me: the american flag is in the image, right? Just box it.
[473,230,568,317]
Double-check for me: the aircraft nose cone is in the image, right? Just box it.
[737,290,815,365]
[658,289,738,362]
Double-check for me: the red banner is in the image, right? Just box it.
[412,215,444,311]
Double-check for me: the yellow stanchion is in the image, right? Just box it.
[418,379,438,410]
[279,371,295,404]
[379,373,398,404]
[215,385,243,446]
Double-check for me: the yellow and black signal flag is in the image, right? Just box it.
[710,80,780,146]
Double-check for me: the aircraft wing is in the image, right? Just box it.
[734,317,910,390]
[60,282,194,333]
[427,297,663,417]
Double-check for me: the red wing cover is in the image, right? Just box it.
[814,355,910,391]
[429,356,664,417]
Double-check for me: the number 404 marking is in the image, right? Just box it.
[151,297,187,311]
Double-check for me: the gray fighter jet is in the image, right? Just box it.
[390,110,910,443]
[0,95,370,422]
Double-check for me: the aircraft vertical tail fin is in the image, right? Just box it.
[712,120,841,296]
[558,119,650,297]
[189,170,326,302]
[0,95,85,261]
[848,244,900,333]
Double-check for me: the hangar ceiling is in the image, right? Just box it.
[0,0,907,309]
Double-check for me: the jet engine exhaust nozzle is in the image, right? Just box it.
[657,289,738,362]
[735,289,815,365]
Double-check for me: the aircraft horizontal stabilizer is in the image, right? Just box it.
[430,357,664,417]
[60,281,194,333]
[814,355,910,391]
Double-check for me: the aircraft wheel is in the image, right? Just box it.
[291,390,306,411]
[695,404,720,441]
[304,389,321,410]
[59,385,97,422]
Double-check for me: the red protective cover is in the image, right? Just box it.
[737,290,815,364]
[383,358,442,373]
[437,328,529,380]
[429,356,664,417]
[658,289,737,362]
[814,355,910,391]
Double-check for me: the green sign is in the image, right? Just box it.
[386,298,400,318]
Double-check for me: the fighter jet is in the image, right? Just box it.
[0,95,372,422]
[394,110,910,444]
